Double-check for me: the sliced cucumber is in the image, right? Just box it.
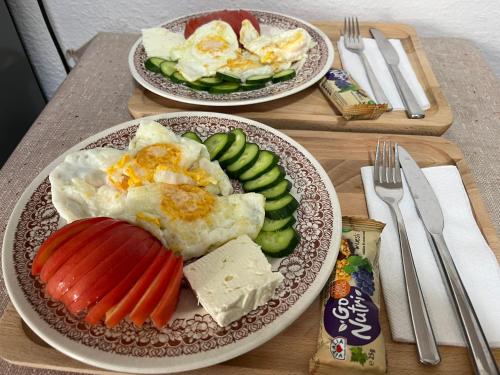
[216,71,241,83]
[209,82,240,94]
[182,131,202,143]
[145,57,165,73]
[240,82,265,91]
[243,165,285,192]
[255,227,300,257]
[187,80,210,91]
[198,76,223,86]
[260,179,292,200]
[264,194,299,219]
[171,71,188,84]
[239,150,279,182]
[261,216,296,232]
[204,132,236,160]
[272,69,296,83]
[226,143,259,178]
[159,61,177,77]
[246,74,273,84]
[218,129,246,166]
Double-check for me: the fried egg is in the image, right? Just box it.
[174,20,239,82]
[217,50,274,82]
[142,27,185,61]
[49,121,265,259]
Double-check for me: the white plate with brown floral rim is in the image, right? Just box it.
[128,9,334,107]
[2,112,341,373]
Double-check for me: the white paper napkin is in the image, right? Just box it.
[338,36,430,111]
[361,165,500,347]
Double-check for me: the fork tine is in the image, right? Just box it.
[394,143,402,183]
[343,17,347,36]
[381,140,388,183]
[349,17,354,41]
[374,139,381,183]
[355,17,360,41]
[388,141,394,183]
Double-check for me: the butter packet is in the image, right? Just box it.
[319,69,388,120]
[310,217,386,374]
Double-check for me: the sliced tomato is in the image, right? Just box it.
[129,251,177,327]
[184,9,260,38]
[61,227,153,308]
[150,256,183,329]
[40,218,121,282]
[45,223,135,299]
[32,217,107,275]
[85,241,162,325]
[104,249,169,328]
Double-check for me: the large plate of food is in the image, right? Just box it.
[129,9,334,106]
[2,112,341,373]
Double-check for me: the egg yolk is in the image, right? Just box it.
[196,35,230,54]
[160,184,215,221]
[225,52,261,70]
[106,143,214,190]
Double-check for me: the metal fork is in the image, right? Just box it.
[374,140,440,365]
[343,17,390,108]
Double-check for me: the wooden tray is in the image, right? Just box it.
[128,22,453,135]
[0,131,498,374]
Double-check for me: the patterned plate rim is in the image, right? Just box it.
[128,9,334,106]
[2,112,341,373]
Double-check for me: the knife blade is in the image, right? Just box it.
[370,28,425,119]
[398,145,499,375]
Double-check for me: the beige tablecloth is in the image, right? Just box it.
[0,33,499,374]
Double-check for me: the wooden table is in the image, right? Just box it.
[0,33,499,375]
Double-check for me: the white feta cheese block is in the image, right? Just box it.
[141,27,185,60]
[184,235,284,327]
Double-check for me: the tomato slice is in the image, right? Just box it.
[104,249,169,328]
[45,223,135,299]
[85,241,162,325]
[129,251,177,327]
[32,217,108,275]
[40,218,121,282]
[150,256,183,329]
[61,227,153,308]
[184,9,260,38]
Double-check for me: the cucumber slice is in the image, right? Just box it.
[209,82,240,94]
[204,132,236,160]
[243,165,285,192]
[264,194,299,219]
[261,216,296,232]
[171,71,188,84]
[226,143,260,178]
[198,76,223,86]
[160,61,177,77]
[182,131,202,143]
[239,150,279,182]
[216,71,241,83]
[255,227,300,257]
[272,69,296,83]
[218,129,246,166]
[187,80,210,91]
[240,82,265,91]
[145,57,165,73]
[260,179,292,200]
[246,74,273,84]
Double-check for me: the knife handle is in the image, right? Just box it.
[431,233,500,375]
[388,65,425,119]
[391,203,441,365]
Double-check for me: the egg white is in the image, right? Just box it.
[142,27,185,61]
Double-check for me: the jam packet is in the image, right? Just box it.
[310,217,386,374]
[319,69,388,120]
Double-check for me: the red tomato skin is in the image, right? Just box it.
[32,217,108,275]
[61,227,153,308]
[45,223,136,300]
[85,241,162,325]
[129,251,177,327]
[104,249,169,328]
[150,256,183,329]
[40,219,121,283]
[184,9,260,38]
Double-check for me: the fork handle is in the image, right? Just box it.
[390,203,441,365]
[359,52,391,109]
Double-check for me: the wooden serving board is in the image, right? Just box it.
[0,131,498,374]
[128,22,453,136]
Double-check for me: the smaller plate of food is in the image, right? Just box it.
[129,9,334,106]
[2,112,341,373]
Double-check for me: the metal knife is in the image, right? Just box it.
[370,29,425,119]
[398,145,500,375]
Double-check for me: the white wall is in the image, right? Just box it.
[8,0,500,98]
